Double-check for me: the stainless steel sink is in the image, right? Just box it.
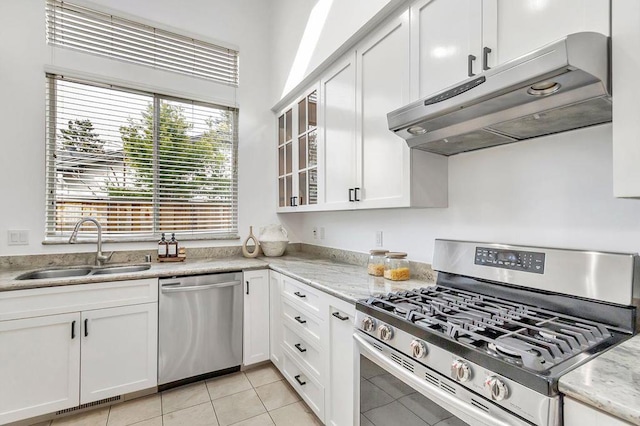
[90,264,151,275]
[16,264,151,280]
[16,267,93,280]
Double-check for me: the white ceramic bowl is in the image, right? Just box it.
[259,240,288,257]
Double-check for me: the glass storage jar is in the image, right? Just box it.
[367,249,388,276]
[384,252,410,281]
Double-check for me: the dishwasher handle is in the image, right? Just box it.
[161,280,241,293]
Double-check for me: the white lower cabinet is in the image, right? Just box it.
[563,397,632,426]
[0,312,81,424]
[326,301,356,426]
[0,278,158,425]
[270,274,356,425]
[80,303,158,404]
[243,270,271,366]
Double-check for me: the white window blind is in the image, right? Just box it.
[45,0,239,86]
[46,74,238,239]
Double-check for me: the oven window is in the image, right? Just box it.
[360,355,470,426]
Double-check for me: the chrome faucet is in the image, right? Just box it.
[69,217,114,266]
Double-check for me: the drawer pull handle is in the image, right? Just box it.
[332,312,349,321]
[84,319,88,337]
[71,321,76,339]
[294,291,306,298]
[294,374,307,386]
[294,343,307,353]
[294,316,307,324]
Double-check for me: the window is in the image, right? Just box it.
[45,0,239,86]
[45,74,238,240]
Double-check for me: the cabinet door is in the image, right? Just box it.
[269,271,284,368]
[321,54,358,209]
[564,397,631,426]
[278,108,295,208]
[244,270,271,366]
[297,90,319,207]
[0,313,80,424]
[411,0,482,99]
[485,0,610,68]
[326,300,356,426]
[80,303,157,404]
[356,11,412,209]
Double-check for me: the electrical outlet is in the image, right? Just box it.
[320,227,325,240]
[8,230,29,246]
[376,231,383,247]
[313,227,318,239]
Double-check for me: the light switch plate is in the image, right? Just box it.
[8,230,29,246]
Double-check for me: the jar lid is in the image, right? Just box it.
[386,252,407,259]
[369,249,388,255]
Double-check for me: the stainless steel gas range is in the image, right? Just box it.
[355,240,639,426]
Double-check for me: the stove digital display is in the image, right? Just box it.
[474,247,545,274]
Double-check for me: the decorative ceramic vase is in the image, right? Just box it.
[242,226,261,258]
[259,224,289,257]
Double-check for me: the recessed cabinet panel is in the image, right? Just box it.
[490,0,610,66]
[413,0,482,98]
[0,313,80,424]
[358,12,411,206]
[322,56,357,208]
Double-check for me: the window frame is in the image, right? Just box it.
[45,73,239,243]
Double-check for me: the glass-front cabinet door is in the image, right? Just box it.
[277,86,318,210]
[297,90,317,206]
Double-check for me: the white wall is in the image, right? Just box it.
[270,0,393,103]
[0,0,277,255]
[280,124,640,263]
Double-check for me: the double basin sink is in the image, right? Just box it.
[17,264,151,280]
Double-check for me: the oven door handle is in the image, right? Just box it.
[354,333,517,426]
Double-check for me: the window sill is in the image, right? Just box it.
[42,234,240,245]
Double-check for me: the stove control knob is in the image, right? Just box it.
[361,317,376,333]
[378,324,394,341]
[410,339,428,359]
[485,376,509,401]
[451,359,472,382]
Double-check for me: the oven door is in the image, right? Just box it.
[355,332,532,426]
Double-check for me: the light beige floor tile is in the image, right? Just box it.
[162,381,211,414]
[244,364,282,388]
[52,406,109,426]
[268,402,322,426]
[254,380,300,411]
[107,395,162,426]
[212,389,266,426]
[206,372,252,400]
[129,417,163,426]
[229,413,274,426]
[163,402,218,426]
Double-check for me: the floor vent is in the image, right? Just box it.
[55,395,121,415]
[471,399,490,412]
[440,382,456,395]
[424,372,439,386]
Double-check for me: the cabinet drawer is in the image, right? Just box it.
[282,322,323,380]
[282,298,322,346]
[0,278,158,321]
[281,350,325,422]
[282,276,322,317]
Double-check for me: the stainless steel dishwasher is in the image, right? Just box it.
[158,272,243,389]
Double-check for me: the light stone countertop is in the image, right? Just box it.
[559,334,640,425]
[0,252,433,303]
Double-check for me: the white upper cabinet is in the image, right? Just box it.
[412,0,610,99]
[320,53,358,210]
[487,0,610,67]
[411,0,483,99]
[356,11,412,209]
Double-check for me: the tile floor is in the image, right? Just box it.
[28,364,322,426]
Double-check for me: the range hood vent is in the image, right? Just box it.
[387,32,611,156]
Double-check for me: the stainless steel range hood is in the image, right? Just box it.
[387,32,611,156]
